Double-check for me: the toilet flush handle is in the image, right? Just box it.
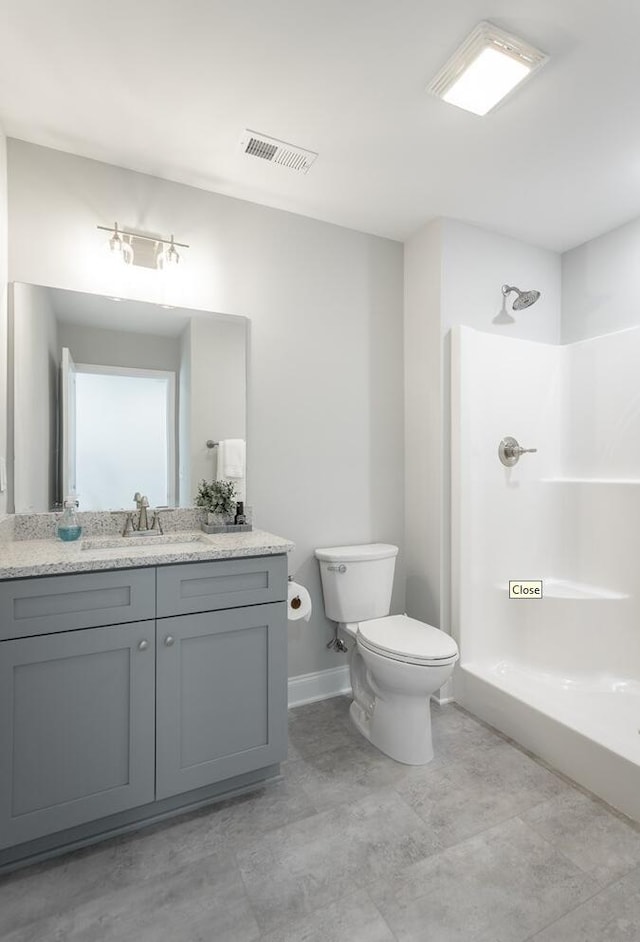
[327,564,347,573]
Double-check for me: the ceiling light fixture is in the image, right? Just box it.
[427,21,548,116]
[97,223,189,270]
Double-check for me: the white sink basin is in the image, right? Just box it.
[81,533,208,552]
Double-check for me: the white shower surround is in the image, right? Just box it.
[451,325,640,821]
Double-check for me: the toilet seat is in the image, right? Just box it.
[357,614,459,666]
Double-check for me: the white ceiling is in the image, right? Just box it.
[1,0,639,252]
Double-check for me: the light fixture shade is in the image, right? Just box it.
[107,223,134,265]
[427,21,548,116]
[156,236,180,271]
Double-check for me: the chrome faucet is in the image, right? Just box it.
[134,493,150,531]
[121,494,163,536]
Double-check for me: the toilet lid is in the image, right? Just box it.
[358,615,458,663]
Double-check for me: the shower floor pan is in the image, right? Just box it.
[457,660,640,823]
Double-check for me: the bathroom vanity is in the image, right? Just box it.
[0,529,292,871]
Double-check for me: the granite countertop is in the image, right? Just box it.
[0,529,294,580]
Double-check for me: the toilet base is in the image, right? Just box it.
[349,696,434,765]
[348,642,457,766]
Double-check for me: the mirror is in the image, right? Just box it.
[9,284,248,513]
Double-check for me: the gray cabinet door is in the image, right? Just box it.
[0,622,155,849]
[156,602,287,800]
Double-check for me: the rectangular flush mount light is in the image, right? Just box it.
[427,21,548,116]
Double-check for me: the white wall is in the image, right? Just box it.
[404,218,562,659]
[7,139,405,679]
[11,283,59,512]
[441,219,562,343]
[562,216,640,343]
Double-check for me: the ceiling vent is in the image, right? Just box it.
[240,130,318,173]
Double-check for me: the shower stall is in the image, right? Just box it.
[451,324,640,821]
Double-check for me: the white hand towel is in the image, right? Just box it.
[218,439,245,479]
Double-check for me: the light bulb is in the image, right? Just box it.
[107,223,134,265]
[156,235,180,270]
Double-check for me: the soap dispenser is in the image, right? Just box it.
[57,498,82,542]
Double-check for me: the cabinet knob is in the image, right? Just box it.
[138,640,149,651]
[164,635,175,647]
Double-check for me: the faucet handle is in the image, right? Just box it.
[150,510,163,535]
[122,512,136,537]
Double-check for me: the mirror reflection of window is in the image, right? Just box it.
[10,284,248,513]
[74,366,175,511]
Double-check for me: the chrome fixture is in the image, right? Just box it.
[499,436,538,467]
[502,284,541,311]
[326,624,349,653]
[205,440,220,450]
[121,494,163,535]
[97,222,189,270]
[134,492,149,531]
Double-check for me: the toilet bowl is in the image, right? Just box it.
[315,543,459,765]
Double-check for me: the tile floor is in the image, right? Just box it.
[2,697,640,941]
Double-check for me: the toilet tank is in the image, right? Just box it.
[315,543,398,623]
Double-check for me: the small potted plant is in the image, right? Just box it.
[195,480,237,527]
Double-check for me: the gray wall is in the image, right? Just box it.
[0,128,7,517]
[187,316,246,498]
[6,139,405,680]
[11,283,59,512]
[57,322,181,373]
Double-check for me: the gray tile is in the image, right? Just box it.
[395,739,571,847]
[529,865,640,941]
[2,854,260,942]
[287,696,362,759]
[431,703,506,760]
[185,776,319,856]
[0,779,313,937]
[237,787,442,933]
[520,790,640,886]
[258,888,395,942]
[286,735,448,812]
[369,816,599,942]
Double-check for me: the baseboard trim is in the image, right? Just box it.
[288,665,351,709]
[432,694,456,705]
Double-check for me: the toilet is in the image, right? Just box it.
[315,542,459,765]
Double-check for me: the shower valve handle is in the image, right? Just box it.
[499,437,537,467]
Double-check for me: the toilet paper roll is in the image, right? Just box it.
[287,580,312,622]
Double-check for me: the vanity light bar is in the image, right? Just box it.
[97,223,190,270]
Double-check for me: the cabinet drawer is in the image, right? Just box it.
[156,555,288,617]
[0,569,156,640]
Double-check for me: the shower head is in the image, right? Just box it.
[501,284,541,311]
